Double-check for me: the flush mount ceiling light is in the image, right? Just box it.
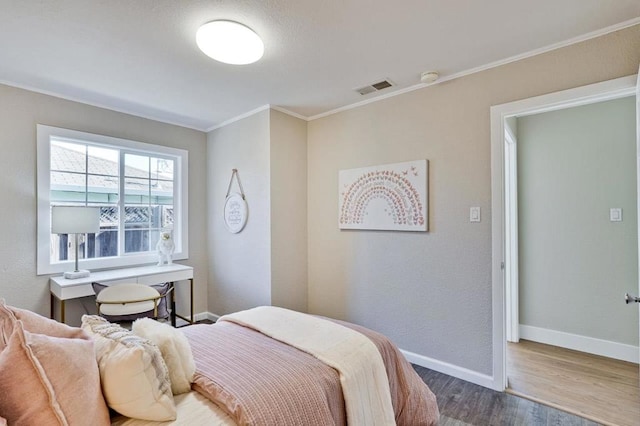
[196,20,264,65]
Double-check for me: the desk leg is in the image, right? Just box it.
[50,294,66,324]
[173,278,195,326]
[170,282,176,327]
[189,278,194,324]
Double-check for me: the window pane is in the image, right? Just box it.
[151,180,173,205]
[125,154,149,178]
[150,158,174,180]
[149,229,160,251]
[51,140,86,173]
[94,230,118,258]
[149,205,163,229]
[125,177,150,204]
[125,206,150,227]
[125,230,149,253]
[88,146,119,176]
[50,233,69,263]
[125,206,150,253]
[99,206,119,228]
[95,206,119,258]
[162,208,174,228]
[50,172,86,203]
[88,175,119,203]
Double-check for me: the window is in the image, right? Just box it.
[37,125,188,275]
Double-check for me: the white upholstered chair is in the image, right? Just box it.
[96,283,164,322]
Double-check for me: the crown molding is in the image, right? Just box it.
[307,18,640,121]
[205,104,272,132]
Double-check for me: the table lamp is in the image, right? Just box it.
[51,206,101,279]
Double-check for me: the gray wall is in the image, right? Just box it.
[0,84,209,326]
[207,110,272,314]
[306,25,640,375]
[517,97,638,346]
[270,110,308,312]
[206,109,308,315]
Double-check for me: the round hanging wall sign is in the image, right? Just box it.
[224,192,248,233]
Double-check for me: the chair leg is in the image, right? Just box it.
[170,282,176,327]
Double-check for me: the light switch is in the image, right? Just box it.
[470,207,481,223]
[610,208,622,222]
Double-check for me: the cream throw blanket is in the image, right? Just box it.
[219,306,396,426]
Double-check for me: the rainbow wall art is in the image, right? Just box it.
[339,160,428,231]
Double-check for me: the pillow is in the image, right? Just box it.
[0,323,66,424]
[81,315,176,421]
[7,304,87,338]
[0,301,110,426]
[92,282,171,320]
[132,318,196,394]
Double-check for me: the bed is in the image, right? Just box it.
[0,301,439,425]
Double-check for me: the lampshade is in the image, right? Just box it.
[196,20,264,65]
[51,206,101,234]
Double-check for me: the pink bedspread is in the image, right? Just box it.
[181,318,439,426]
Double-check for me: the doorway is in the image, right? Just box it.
[490,75,640,425]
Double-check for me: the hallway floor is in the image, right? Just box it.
[507,340,639,426]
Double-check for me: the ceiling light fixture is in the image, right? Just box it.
[196,20,264,65]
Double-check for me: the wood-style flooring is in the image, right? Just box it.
[506,340,639,426]
[414,364,600,425]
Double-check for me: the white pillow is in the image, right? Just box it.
[132,318,196,395]
[81,315,176,421]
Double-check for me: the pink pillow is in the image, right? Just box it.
[8,305,87,338]
[0,301,110,426]
[0,322,67,424]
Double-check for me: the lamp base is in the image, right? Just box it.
[63,270,91,280]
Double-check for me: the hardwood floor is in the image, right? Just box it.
[414,364,600,425]
[506,340,639,426]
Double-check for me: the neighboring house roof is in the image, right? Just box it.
[50,144,173,195]
[50,144,174,225]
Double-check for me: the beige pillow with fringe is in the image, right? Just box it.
[81,315,176,421]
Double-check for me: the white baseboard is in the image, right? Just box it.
[519,324,639,363]
[401,349,497,390]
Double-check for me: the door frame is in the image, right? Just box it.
[489,74,637,391]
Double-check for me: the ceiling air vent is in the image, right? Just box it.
[355,79,394,96]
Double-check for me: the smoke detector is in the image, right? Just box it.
[420,71,439,84]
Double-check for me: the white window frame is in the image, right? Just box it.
[37,124,189,275]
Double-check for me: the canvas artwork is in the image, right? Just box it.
[339,160,428,231]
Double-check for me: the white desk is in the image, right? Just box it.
[49,264,194,326]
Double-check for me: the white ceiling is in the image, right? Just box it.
[1,1,638,131]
